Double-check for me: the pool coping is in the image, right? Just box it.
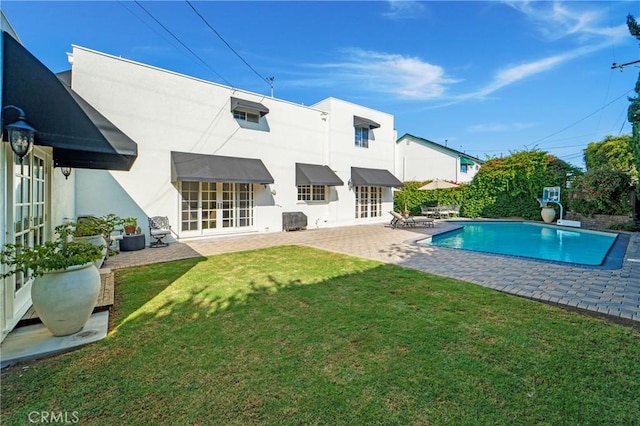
[417,220,630,270]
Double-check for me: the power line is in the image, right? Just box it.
[133,0,233,87]
[529,89,633,147]
[184,0,272,90]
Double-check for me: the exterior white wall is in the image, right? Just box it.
[0,145,8,340]
[69,47,398,239]
[395,136,480,183]
[51,165,75,227]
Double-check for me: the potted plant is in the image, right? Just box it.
[0,226,105,336]
[123,217,137,235]
[64,214,125,267]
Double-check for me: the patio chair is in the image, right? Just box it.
[389,211,434,228]
[148,216,171,248]
[420,205,439,218]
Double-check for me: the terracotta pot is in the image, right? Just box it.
[124,225,136,235]
[31,262,101,336]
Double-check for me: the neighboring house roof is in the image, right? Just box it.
[397,133,484,165]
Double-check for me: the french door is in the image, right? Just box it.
[355,186,382,218]
[2,147,50,338]
[180,182,254,236]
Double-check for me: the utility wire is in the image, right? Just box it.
[184,0,272,88]
[133,0,233,87]
[529,89,633,147]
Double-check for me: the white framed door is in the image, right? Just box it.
[179,181,254,237]
[2,146,50,339]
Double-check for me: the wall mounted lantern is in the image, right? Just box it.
[2,105,36,163]
[61,167,72,180]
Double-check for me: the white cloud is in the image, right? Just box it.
[502,0,628,42]
[465,39,612,100]
[383,0,427,20]
[318,48,460,100]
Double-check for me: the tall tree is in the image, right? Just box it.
[584,135,635,176]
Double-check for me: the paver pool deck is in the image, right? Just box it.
[107,221,640,323]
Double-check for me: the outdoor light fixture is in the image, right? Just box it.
[61,167,72,180]
[2,105,36,163]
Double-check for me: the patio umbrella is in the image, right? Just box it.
[418,179,459,190]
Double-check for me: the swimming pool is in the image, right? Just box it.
[428,221,621,267]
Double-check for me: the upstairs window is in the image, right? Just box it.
[353,115,380,148]
[233,110,260,123]
[355,127,369,148]
[231,97,269,124]
[460,157,474,174]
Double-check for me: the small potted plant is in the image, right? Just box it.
[123,217,137,235]
[0,225,105,336]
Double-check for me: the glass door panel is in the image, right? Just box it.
[180,181,199,232]
[9,149,49,328]
[237,183,253,227]
[221,183,235,228]
[201,182,217,230]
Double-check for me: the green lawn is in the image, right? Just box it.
[2,246,639,425]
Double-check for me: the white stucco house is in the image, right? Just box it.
[395,133,483,183]
[0,31,404,340]
[68,45,402,240]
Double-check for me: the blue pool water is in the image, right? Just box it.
[429,222,618,266]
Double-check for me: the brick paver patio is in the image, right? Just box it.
[105,221,640,323]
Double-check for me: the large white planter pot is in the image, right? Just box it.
[31,262,101,337]
[541,207,556,223]
[75,235,107,269]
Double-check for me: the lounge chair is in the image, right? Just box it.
[389,211,434,228]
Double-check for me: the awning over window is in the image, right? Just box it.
[1,32,138,171]
[460,157,475,166]
[351,167,403,188]
[230,97,269,117]
[296,163,343,186]
[353,115,380,129]
[171,151,274,184]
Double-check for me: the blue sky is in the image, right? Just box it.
[3,1,640,168]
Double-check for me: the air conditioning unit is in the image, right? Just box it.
[282,212,307,231]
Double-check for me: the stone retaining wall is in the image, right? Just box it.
[564,212,632,230]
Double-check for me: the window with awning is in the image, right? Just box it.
[296,163,343,203]
[231,97,269,123]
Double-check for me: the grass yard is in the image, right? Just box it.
[2,245,639,425]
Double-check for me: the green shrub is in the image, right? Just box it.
[567,168,632,216]
[460,150,578,219]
